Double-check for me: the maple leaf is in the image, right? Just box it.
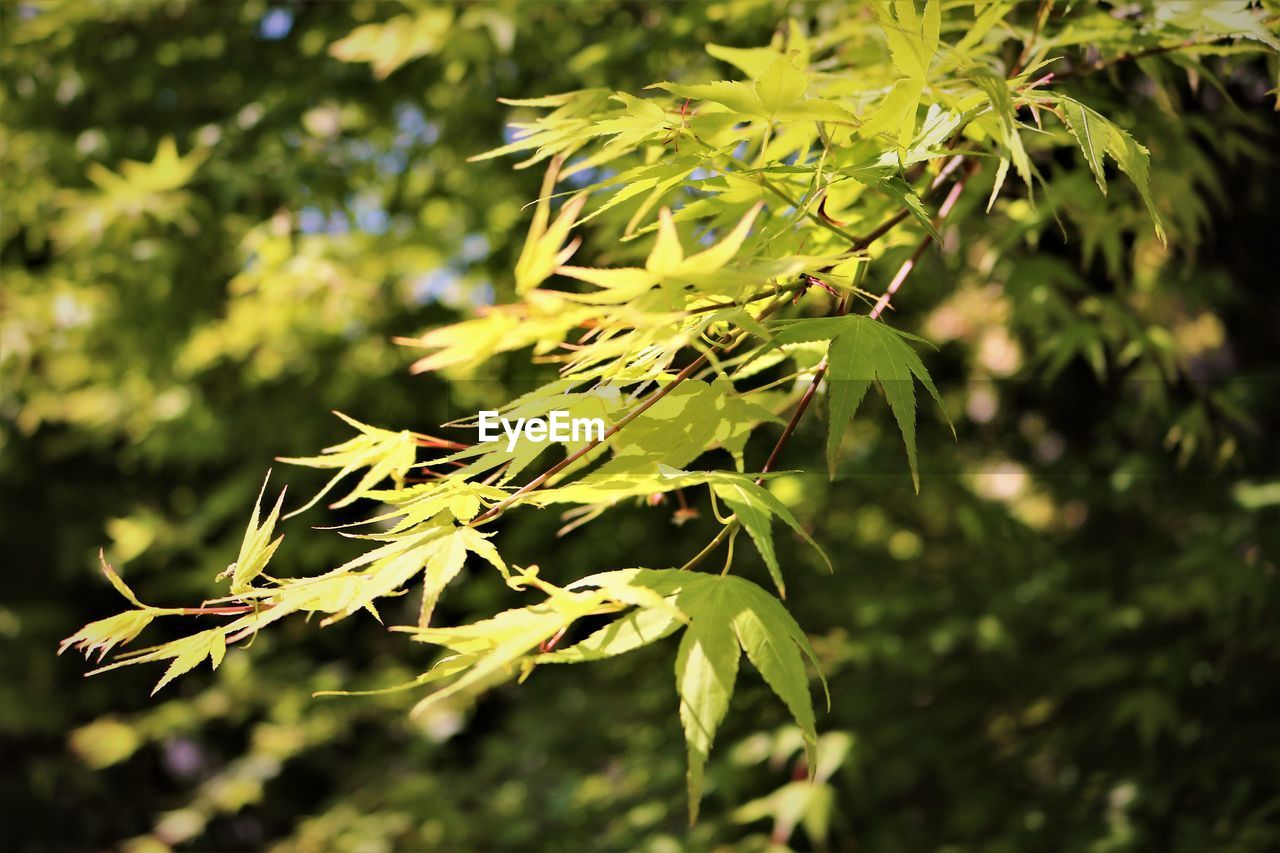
[770,315,949,489]
[1057,96,1167,244]
[545,569,827,822]
[277,412,418,518]
[557,202,765,302]
[223,471,286,593]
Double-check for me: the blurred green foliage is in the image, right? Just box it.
[3,1,1279,850]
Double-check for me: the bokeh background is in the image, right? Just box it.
[3,1,1278,850]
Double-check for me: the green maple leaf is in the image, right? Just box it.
[226,471,287,593]
[323,522,508,627]
[393,567,663,715]
[770,315,949,489]
[90,628,229,696]
[706,473,830,598]
[277,412,418,518]
[1057,96,1167,244]
[875,0,941,81]
[665,570,825,823]
[542,569,826,822]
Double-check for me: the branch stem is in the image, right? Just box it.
[1055,30,1269,80]
[1011,0,1054,78]
[852,153,967,250]
[678,520,739,572]
[177,606,257,616]
[868,164,972,320]
[757,361,828,482]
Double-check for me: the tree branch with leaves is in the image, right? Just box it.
[62,0,1280,823]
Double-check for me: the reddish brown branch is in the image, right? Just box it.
[756,363,827,483]
[178,605,258,615]
[1055,29,1268,81]
[854,154,967,250]
[868,165,972,320]
[1011,0,1055,78]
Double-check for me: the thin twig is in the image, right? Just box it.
[852,153,967,251]
[755,173,864,246]
[1011,0,1054,78]
[1057,31,1266,80]
[178,606,257,616]
[1090,38,1222,73]
[757,363,828,482]
[678,521,738,572]
[868,164,972,320]
[685,279,808,315]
